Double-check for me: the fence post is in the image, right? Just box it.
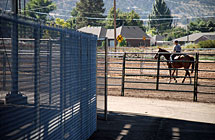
[104,37,108,121]
[11,15,19,95]
[60,32,65,139]
[5,15,27,104]
[194,53,199,102]
[140,55,144,75]
[121,52,126,96]
[48,39,52,105]
[156,54,160,90]
[33,26,41,138]
[3,52,6,90]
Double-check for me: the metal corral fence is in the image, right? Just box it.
[0,14,97,140]
[99,51,215,102]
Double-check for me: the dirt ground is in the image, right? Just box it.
[108,87,215,104]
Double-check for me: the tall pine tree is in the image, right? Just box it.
[76,0,105,29]
[105,7,121,29]
[105,8,143,29]
[148,0,172,33]
[25,0,56,21]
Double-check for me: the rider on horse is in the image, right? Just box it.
[170,40,181,63]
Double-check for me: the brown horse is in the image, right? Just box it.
[154,48,195,84]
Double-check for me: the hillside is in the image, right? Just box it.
[52,0,215,18]
[1,0,215,24]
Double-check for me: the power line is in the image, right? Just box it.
[24,0,75,12]
[29,10,215,22]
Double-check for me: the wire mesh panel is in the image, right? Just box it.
[0,14,97,140]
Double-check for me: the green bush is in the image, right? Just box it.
[101,41,105,47]
[118,38,127,47]
[184,43,199,49]
[198,40,215,48]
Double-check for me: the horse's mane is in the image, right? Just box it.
[159,48,170,53]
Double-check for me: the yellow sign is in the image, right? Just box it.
[143,36,146,40]
[117,35,123,42]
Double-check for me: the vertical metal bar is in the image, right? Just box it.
[34,26,40,138]
[3,52,6,90]
[140,60,143,75]
[60,32,65,139]
[12,0,18,14]
[48,39,52,105]
[114,0,117,52]
[104,38,108,121]
[79,33,83,140]
[11,15,18,95]
[18,0,21,14]
[121,52,126,96]
[156,54,160,90]
[194,53,199,102]
[24,0,26,15]
[63,35,67,109]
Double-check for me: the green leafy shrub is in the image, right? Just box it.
[198,40,215,48]
[185,43,199,49]
[118,38,127,47]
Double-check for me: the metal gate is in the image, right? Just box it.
[0,14,97,140]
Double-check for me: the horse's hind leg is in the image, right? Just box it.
[182,70,188,83]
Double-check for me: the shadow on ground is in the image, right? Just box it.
[89,111,215,140]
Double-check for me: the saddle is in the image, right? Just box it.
[174,55,181,60]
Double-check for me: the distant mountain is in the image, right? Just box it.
[1,0,215,25]
[53,0,215,25]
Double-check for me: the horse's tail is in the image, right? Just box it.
[190,57,195,73]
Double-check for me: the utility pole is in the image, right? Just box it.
[114,0,117,52]
[186,18,189,43]
[12,0,18,14]
[24,0,26,15]
[18,0,21,14]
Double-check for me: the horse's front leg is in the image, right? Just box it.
[172,70,177,83]
[169,69,172,83]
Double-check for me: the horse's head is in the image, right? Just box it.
[154,48,169,59]
[154,48,162,59]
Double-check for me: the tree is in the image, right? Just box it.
[148,0,173,33]
[126,10,143,27]
[75,0,105,29]
[118,38,127,47]
[67,8,78,29]
[163,27,189,41]
[146,27,157,36]
[25,0,56,21]
[188,19,215,33]
[55,18,71,28]
[105,8,144,29]
[105,7,121,28]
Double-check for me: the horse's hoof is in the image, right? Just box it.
[175,80,177,83]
